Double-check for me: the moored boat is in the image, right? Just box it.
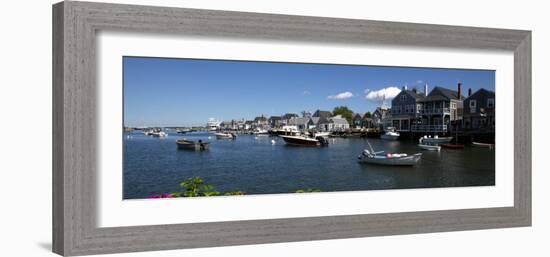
[280,135,329,147]
[253,129,269,135]
[151,131,167,137]
[176,139,209,151]
[418,137,441,151]
[472,142,495,149]
[380,131,400,140]
[358,141,421,166]
[419,135,452,145]
[214,132,237,139]
[418,144,441,151]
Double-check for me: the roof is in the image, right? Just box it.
[288,117,310,125]
[254,116,267,122]
[465,88,495,100]
[353,113,363,119]
[422,86,464,101]
[268,116,282,120]
[283,113,299,119]
[402,89,426,100]
[313,110,332,118]
[309,117,321,124]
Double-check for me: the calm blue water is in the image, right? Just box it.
[123,131,495,199]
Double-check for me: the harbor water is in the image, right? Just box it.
[123,131,495,199]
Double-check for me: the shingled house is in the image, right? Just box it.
[390,87,425,132]
[413,83,465,133]
[462,88,495,131]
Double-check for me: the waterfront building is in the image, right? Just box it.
[352,113,363,128]
[319,115,350,131]
[287,117,311,131]
[244,120,254,130]
[253,115,268,129]
[462,88,495,131]
[372,107,391,129]
[362,112,374,128]
[281,113,299,126]
[268,116,283,128]
[413,83,464,133]
[308,117,321,130]
[390,87,425,132]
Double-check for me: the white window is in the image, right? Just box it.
[401,95,406,101]
[451,102,456,109]
[487,98,495,108]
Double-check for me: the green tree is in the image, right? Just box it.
[363,111,372,118]
[179,177,220,197]
[332,106,354,125]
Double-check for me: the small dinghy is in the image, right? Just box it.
[472,142,495,149]
[176,139,209,151]
[358,141,422,166]
[418,137,441,151]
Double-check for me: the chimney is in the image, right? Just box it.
[404,84,408,90]
[424,83,429,97]
[412,87,417,94]
[468,88,472,97]
[457,82,462,100]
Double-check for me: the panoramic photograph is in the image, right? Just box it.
[123,56,496,200]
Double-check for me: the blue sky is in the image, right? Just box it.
[123,57,495,127]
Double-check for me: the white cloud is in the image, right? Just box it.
[365,87,401,102]
[302,90,311,96]
[328,91,353,100]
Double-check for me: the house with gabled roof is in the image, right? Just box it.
[413,83,465,132]
[390,87,425,132]
[463,88,495,131]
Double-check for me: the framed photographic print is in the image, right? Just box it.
[53,1,531,256]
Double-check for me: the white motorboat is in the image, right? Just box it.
[214,132,237,139]
[253,129,269,135]
[280,135,329,147]
[358,141,421,166]
[151,131,167,137]
[420,135,452,145]
[380,131,400,140]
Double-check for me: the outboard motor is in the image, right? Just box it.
[316,136,329,146]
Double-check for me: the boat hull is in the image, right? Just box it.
[359,153,422,166]
[420,137,453,144]
[380,134,399,140]
[176,140,209,151]
[418,144,441,151]
[472,142,494,149]
[281,135,321,146]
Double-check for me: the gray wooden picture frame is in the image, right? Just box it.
[52,1,531,256]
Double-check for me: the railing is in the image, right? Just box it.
[411,125,448,132]
[419,108,450,115]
